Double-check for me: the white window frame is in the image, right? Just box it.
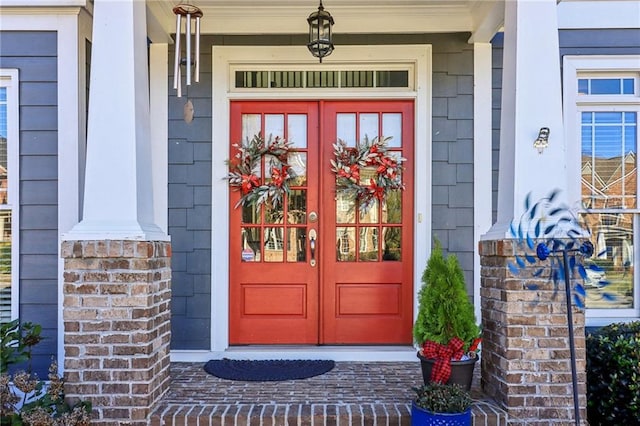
[0,69,20,322]
[564,55,640,326]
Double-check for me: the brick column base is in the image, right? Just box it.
[479,239,587,425]
[62,240,172,425]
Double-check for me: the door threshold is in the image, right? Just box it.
[171,346,418,362]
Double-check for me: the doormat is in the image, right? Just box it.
[203,359,335,381]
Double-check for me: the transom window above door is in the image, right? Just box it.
[231,66,413,90]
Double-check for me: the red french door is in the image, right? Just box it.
[229,100,414,345]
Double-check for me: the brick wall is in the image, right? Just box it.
[480,239,587,425]
[62,240,172,425]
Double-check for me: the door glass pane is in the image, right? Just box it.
[242,114,261,141]
[289,152,307,186]
[336,192,356,224]
[359,201,379,224]
[382,227,402,261]
[580,213,634,309]
[359,227,379,261]
[359,166,377,186]
[336,227,356,261]
[241,204,260,224]
[287,228,307,262]
[264,227,284,262]
[241,227,261,262]
[288,114,307,148]
[265,203,284,224]
[288,190,307,224]
[265,114,284,139]
[360,113,379,142]
[383,190,402,224]
[264,154,280,183]
[337,113,356,147]
[382,113,402,147]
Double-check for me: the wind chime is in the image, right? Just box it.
[173,3,203,99]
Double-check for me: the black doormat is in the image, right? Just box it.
[203,358,335,381]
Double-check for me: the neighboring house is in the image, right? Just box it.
[0,0,638,424]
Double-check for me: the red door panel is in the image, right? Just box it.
[320,100,414,344]
[229,101,319,344]
[229,100,414,345]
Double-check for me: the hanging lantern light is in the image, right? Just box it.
[173,3,203,98]
[307,0,334,63]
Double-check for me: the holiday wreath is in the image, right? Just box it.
[226,133,295,209]
[330,136,405,212]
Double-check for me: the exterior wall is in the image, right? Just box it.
[167,33,477,350]
[490,28,640,222]
[167,36,214,350]
[0,31,59,376]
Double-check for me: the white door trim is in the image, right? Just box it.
[176,44,431,362]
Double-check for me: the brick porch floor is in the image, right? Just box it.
[149,361,507,425]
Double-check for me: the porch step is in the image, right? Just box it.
[149,362,508,425]
[150,401,507,425]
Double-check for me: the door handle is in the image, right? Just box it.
[309,229,317,267]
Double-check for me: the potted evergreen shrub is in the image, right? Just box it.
[411,382,473,426]
[413,239,481,390]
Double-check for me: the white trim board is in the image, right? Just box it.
[0,69,20,323]
[562,55,640,325]
[473,42,493,326]
[201,44,432,362]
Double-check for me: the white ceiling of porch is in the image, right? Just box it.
[146,0,504,43]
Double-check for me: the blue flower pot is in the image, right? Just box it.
[411,401,471,426]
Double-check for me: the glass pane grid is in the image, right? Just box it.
[238,114,309,264]
[234,70,410,89]
[577,77,636,95]
[581,111,637,207]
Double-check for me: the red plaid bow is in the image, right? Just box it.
[420,337,465,384]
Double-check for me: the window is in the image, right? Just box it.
[233,68,412,90]
[564,56,640,325]
[0,70,19,324]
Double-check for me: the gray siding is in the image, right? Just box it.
[491,29,640,222]
[0,31,59,376]
[167,33,477,349]
[168,36,213,350]
[429,34,475,293]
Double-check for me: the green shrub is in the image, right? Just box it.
[413,239,480,351]
[586,321,640,425]
[412,382,472,414]
[0,319,92,425]
[1,320,42,375]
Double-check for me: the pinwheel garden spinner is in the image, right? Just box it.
[508,189,614,426]
[507,189,614,308]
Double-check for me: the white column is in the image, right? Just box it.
[473,42,493,322]
[64,0,168,241]
[149,43,169,234]
[483,0,567,239]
